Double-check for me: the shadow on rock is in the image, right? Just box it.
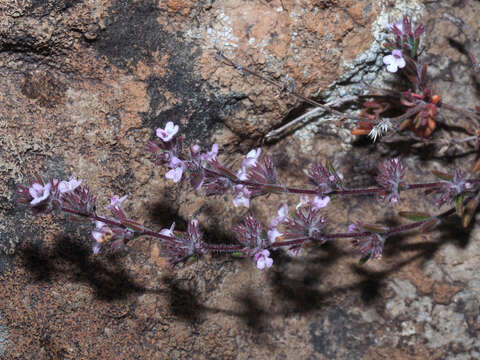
[19,236,161,301]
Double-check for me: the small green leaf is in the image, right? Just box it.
[398,211,431,221]
[231,252,245,258]
[456,195,464,217]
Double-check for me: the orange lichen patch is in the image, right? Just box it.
[166,0,192,16]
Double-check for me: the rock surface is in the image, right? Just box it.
[1,0,480,358]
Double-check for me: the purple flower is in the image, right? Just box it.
[29,182,52,205]
[254,249,273,270]
[347,223,359,233]
[269,203,289,228]
[91,220,114,254]
[201,143,219,162]
[91,220,113,243]
[267,228,283,243]
[166,156,185,183]
[156,121,179,142]
[58,177,82,193]
[107,195,127,210]
[242,148,261,168]
[233,185,251,208]
[312,195,330,209]
[383,49,406,73]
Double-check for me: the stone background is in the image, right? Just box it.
[0,0,479,358]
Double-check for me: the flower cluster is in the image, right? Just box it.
[308,161,343,194]
[348,223,386,262]
[233,214,273,269]
[431,170,473,207]
[385,16,424,60]
[376,157,407,204]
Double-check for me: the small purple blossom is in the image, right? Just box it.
[107,195,127,210]
[29,182,52,206]
[233,185,251,208]
[254,249,273,270]
[267,228,283,243]
[166,156,185,183]
[156,121,179,142]
[242,148,261,168]
[201,143,219,162]
[270,203,289,228]
[312,196,330,209]
[58,177,82,193]
[383,49,406,73]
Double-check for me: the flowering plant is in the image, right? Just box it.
[16,15,480,272]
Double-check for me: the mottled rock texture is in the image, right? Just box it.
[1,0,480,358]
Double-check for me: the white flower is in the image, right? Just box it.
[29,182,52,205]
[159,222,175,237]
[383,49,406,73]
[254,249,273,270]
[156,121,179,142]
[58,177,82,193]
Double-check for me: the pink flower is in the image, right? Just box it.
[29,182,52,205]
[156,121,179,142]
[165,156,185,183]
[254,249,273,270]
[58,177,82,193]
[312,196,330,209]
[233,185,251,208]
[201,143,218,162]
[107,195,127,210]
[383,49,406,73]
